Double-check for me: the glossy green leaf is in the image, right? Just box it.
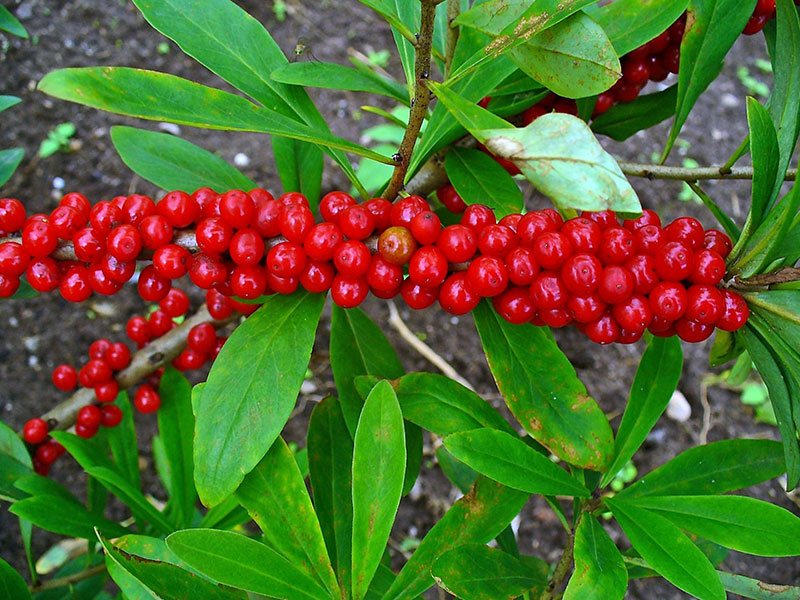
[0,419,32,468]
[38,68,393,165]
[330,305,405,434]
[444,429,591,497]
[480,114,641,215]
[444,148,523,218]
[436,445,479,493]
[432,543,545,600]
[0,148,24,188]
[0,454,32,501]
[157,368,196,528]
[388,372,517,437]
[0,557,31,600]
[592,86,678,141]
[606,499,724,600]
[661,0,757,161]
[272,137,323,211]
[111,126,255,193]
[194,291,324,506]
[618,438,786,498]
[352,380,406,600]
[7,277,38,300]
[0,96,21,113]
[472,301,614,470]
[454,0,533,34]
[428,80,511,134]
[307,396,354,592]
[10,494,129,540]
[564,515,627,600]
[601,336,683,487]
[509,13,621,99]
[100,532,247,600]
[383,477,529,600]
[628,495,800,557]
[747,97,781,229]
[272,62,407,103]
[198,493,248,529]
[104,392,140,491]
[0,5,28,38]
[33,554,107,600]
[235,437,340,598]
[586,0,690,56]
[403,420,423,496]
[14,473,79,504]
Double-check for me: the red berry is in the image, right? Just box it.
[95,380,120,403]
[561,253,602,295]
[460,204,496,234]
[522,104,547,125]
[52,364,78,391]
[648,30,672,54]
[410,211,442,246]
[277,192,310,211]
[89,201,123,235]
[134,385,161,413]
[743,14,769,35]
[703,229,732,258]
[685,284,724,325]
[122,194,156,226]
[0,274,19,297]
[159,289,190,317]
[72,227,106,263]
[187,322,217,354]
[304,223,343,262]
[138,215,173,250]
[85,359,113,385]
[562,217,602,254]
[137,265,171,302]
[581,210,619,230]
[437,185,467,214]
[622,57,650,85]
[479,224,517,257]
[613,80,644,103]
[0,198,26,232]
[196,217,233,255]
[624,254,660,295]
[400,279,439,310]
[26,257,61,292]
[219,190,255,229]
[320,191,356,224]
[106,342,131,370]
[77,405,102,429]
[533,232,574,270]
[153,244,191,279]
[654,241,694,281]
[567,293,607,323]
[333,240,371,278]
[75,422,99,439]
[529,272,569,309]
[89,338,111,360]
[331,275,369,308]
[390,195,430,228]
[584,310,621,344]
[597,265,634,304]
[188,253,228,289]
[649,281,688,321]
[231,264,268,299]
[50,205,85,240]
[409,246,448,288]
[506,246,540,285]
[0,242,29,276]
[665,217,704,251]
[206,289,234,320]
[107,224,142,262]
[623,209,661,231]
[299,260,335,294]
[101,405,123,428]
[210,336,227,360]
[266,272,299,295]
[492,286,536,324]
[647,54,670,82]
[618,329,644,345]
[598,227,636,265]
[280,204,314,243]
[59,192,91,220]
[518,211,558,246]
[173,347,208,371]
[126,316,152,345]
[660,46,681,74]
[674,317,714,342]
[148,309,175,338]
[593,92,615,117]
[634,225,667,255]
[378,226,418,266]
[539,307,573,328]
[23,418,49,444]
[252,199,282,238]
[157,190,199,227]
[437,225,477,263]
[366,255,403,292]
[754,0,776,16]
[339,205,375,240]
[100,254,135,283]
[689,249,725,285]
[22,219,58,258]
[87,263,122,296]
[467,255,508,297]
[228,228,265,266]
[364,198,393,230]
[613,294,653,333]
[267,242,307,278]
[439,272,480,315]
[716,290,749,331]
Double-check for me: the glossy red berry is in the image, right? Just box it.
[106,342,131,371]
[410,211,442,246]
[228,228,265,266]
[304,223,343,262]
[320,191,356,224]
[624,254,660,295]
[206,289,234,320]
[437,185,467,214]
[22,219,58,258]
[23,418,49,444]
[622,57,650,85]
[597,265,634,304]
[159,289,190,317]
[581,210,618,230]
[505,246,540,286]
[623,209,661,231]
[0,242,29,276]
[148,309,175,338]
[95,380,120,403]
[743,13,769,35]
[267,242,307,278]
[106,224,142,262]
[665,217,704,251]
[219,190,255,229]
[409,246,448,288]
[633,225,667,256]
[277,192,310,211]
[598,227,636,265]
[649,281,688,321]
[567,293,607,324]
[467,256,508,297]
[717,290,749,331]
[366,255,403,292]
[400,279,439,310]
[685,284,724,325]
[689,249,725,285]
[26,258,61,292]
[158,190,199,227]
[437,225,477,263]
[266,272,299,295]
[231,264,268,299]
[72,227,106,263]
[584,311,621,345]
[126,316,152,345]
[478,224,517,256]
[333,240,371,278]
[59,192,91,220]
[532,232,573,270]
[0,198,26,232]
[492,286,536,324]
[518,211,558,246]
[703,229,732,258]
[299,260,334,294]
[339,204,375,240]
[122,194,156,226]
[280,204,314,243]
[153,244,191,279]
[60,265,92,302]
[196,217,233,255]
[593,92,615,117]
[561,217,602,254]
[364,198,393,230]
[561,253,602,295]
[136,265,170,302]
[390,195,430,228]
[100,254,135,283]
[0,274,18,297]
[439,272,480,315]
[77,405,102,430]
[674,317,714,342]
[460,204,496,234]
[138,215,173,250]
[331,275,369,308]
[529,272,569,309]
[252,199,282,238]
[52,364,78,391]
[613,294,653,333]
[50,205,85,240]
[189,253,228,289]
[654,240,694,281]
[134,385,161,414]
[101,405,123,428]
[187,323,217,354]
[379,226,418,266]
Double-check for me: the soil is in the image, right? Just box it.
[1,1,798,598]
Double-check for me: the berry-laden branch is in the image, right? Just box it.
[382,0,438,202]
[618,162,798,182]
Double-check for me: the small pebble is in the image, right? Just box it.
[300,380,317,395]
[666,389,691,422]
[52,177,65,190]
[233,153,250,167]
[157,122,181,136]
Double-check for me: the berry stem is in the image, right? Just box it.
[618,161,797,182]
[381,0,438,202]
[732,267,800,289]
[20,304,237,436]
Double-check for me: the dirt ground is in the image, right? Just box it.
[1,1,798,598]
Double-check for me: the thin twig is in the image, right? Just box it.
[618,161,797,181]
[386,300,475,391]
[29,564,107,593]
[382,0,438,201]
[699,379,712,445]
[720,135,750,174]
[444,0,460,77]
[541,528,575,600]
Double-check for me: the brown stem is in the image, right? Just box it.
[444,0,460,76]
[618,162,797,182]
[29,564,107,593]
[730,267,800,290]
[22,304,237,435]
[541,528,575,600]
[382,0,438,202]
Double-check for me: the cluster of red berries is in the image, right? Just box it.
[432,186,749,345]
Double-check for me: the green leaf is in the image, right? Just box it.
[104,392,140,491]
[38,68,393,165]
[606,499,725,600]
[0,419,32,467]
[617,438,786,498]
[564,515,627,600]
[330,306,405,434]
[352,380,406,600]
[601,336,683,487]
[0,96,22,113]
[111,126,255,193]
[509,12,621,99]
[444,429,591,497]
[7,277,38,300]
[0,454,32,501]
[157,368,196,528]
[235,437,340,599]
[480,114,641,215]
[0,5,28,38]
[100,532,247,600]
[627,495,800,557]
[33,554,107,600]
[10,494,129,540]
[431,543,546,600]
[661,0,757,161]
[746,97,781,229]
[428,80,512,134]
[272,137,323,212]
[436,445,479,493]
[387,372,517,437]
[0,148,24,188]
[382,477,529,600]
[307,396,354,592]
[586,0,690,56]
[194,291,324,506]
[592,86,678,141]
[444,148,523,218]
[0,557,31,600]
[272,62,408,104]
[472,301,614,470]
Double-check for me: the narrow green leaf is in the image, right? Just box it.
[606,499,725,600]
[272,137,323,212]
[0,557,31,600]
[473,301,614,470]
[111,126,255,193]
[0,454,32,501]
[444,148,523,217]
[14,473,79,504]
[307,396,354,592]
[628,495,800,557]
[194,291,325,506]
[0,148,24,188]
[0,419,32,467]
[383,477,529,600]
[10,494,129,540]
[403,420,423,496]
[586,0,690,56]
[105,392,140,491]
[352,380,406,600]
[509,13,621,99]
[564,515,627,600]
[444,429,591,497]
[661,0,757,161]
[0,5,28,38]
[436,445,479,493]
[32,554,107,600]
[602,336,683,487]
[746,97,781,228]
[157,368,196,528]
[198,494,248,529]
[592,86,678,141]
[272,62,408,103]
[432,543,546,600]
[428,80,512,134]
[0,96,22,114]
[235,437,340,599]
[618,438,786,498]
[100,532,247,600]
[330,306,405,434]
[38,68,393,165]
[480,114,641,215]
